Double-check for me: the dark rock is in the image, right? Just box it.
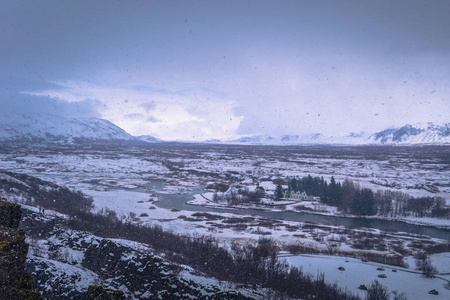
[87,285,125,300]
[0,200,43,299]
[358,284,367,290]
[428,289,439,295]
[0,200,22,228]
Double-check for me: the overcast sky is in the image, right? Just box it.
[1,0,449,141]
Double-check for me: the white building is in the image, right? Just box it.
[283,190,314,201]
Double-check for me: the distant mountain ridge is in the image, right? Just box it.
[0,113,448,145]
[228,133,368,145]
[226,123,450,145]
[368,123,450,144]
[137,135,163,143]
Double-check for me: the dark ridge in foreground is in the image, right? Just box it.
[0,200,43,300]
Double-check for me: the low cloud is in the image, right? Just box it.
[29,82,243,141]
[0,91,101,119]
[140,102,156,112]
[124,113,145,119]
[1,1,449,140]
[146,116,161,123]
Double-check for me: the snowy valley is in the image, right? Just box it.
[0,140,449,299]
[3,1,450,299]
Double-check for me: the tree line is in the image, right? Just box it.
[284,175,449,217]
[0,171,94,214]
[212,187,263,205]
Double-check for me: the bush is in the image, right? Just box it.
[416,257,438,278]
[366,280,389,300]
[392,291,407,300]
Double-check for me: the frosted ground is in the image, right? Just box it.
[283,253,450,300]
[1,143,449,297]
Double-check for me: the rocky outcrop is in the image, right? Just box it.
[81,239,253,299]
[0,200,22,228]
[86,285,126,300]
[0,201,43,299]
[81,239,199,298]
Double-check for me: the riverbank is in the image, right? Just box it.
[187,193,450,233]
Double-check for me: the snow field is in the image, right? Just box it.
[284,254,450,300]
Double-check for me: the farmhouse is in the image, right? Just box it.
[283,190,314,201]
[254,184,266,195]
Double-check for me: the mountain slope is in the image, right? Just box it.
[228,133,370,145]
[226,123,450,145]
[369,123,450,144]
[137,135,162,143]
[0,113,136,143]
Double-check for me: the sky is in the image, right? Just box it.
[1,0,449,141]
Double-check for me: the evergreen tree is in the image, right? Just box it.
[341,179,356,213]
[320,177,330,203]
[274,184,284,201]
[352,188,376,215]
[288,178,298,192]
[352,189,362,214]
[361,188,376,215]
[328,176,342,206]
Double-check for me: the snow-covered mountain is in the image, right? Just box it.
[369,123,450,144]
[1,113,448,145]
[225,123,450,145]
[136,135,162,143]
[228,133,370,145]
[0,113,136,143]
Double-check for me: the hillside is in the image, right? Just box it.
[0,113,136,143]
[0,171,256,299]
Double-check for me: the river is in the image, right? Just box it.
[150,183,450,241]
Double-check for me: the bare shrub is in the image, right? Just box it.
[366,280,389,300]
[415,256,438,278]
[392,290,407,300]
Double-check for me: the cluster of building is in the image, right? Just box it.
[282,190,314,201]
[254,182,318,201]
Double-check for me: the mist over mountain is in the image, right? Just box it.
[0,113,448,145]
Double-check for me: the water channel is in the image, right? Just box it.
[149,182,450,241]
[33,174,450,241]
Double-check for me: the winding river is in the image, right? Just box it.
[150,183,450,241]
[33,174,450,241]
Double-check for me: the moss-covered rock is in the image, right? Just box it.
[0,200,43,299]
[0,200,22,228]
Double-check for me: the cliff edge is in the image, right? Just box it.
[0,200,43,300]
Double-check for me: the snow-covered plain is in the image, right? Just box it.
[284,254,450,300]
[1,143,449,298]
